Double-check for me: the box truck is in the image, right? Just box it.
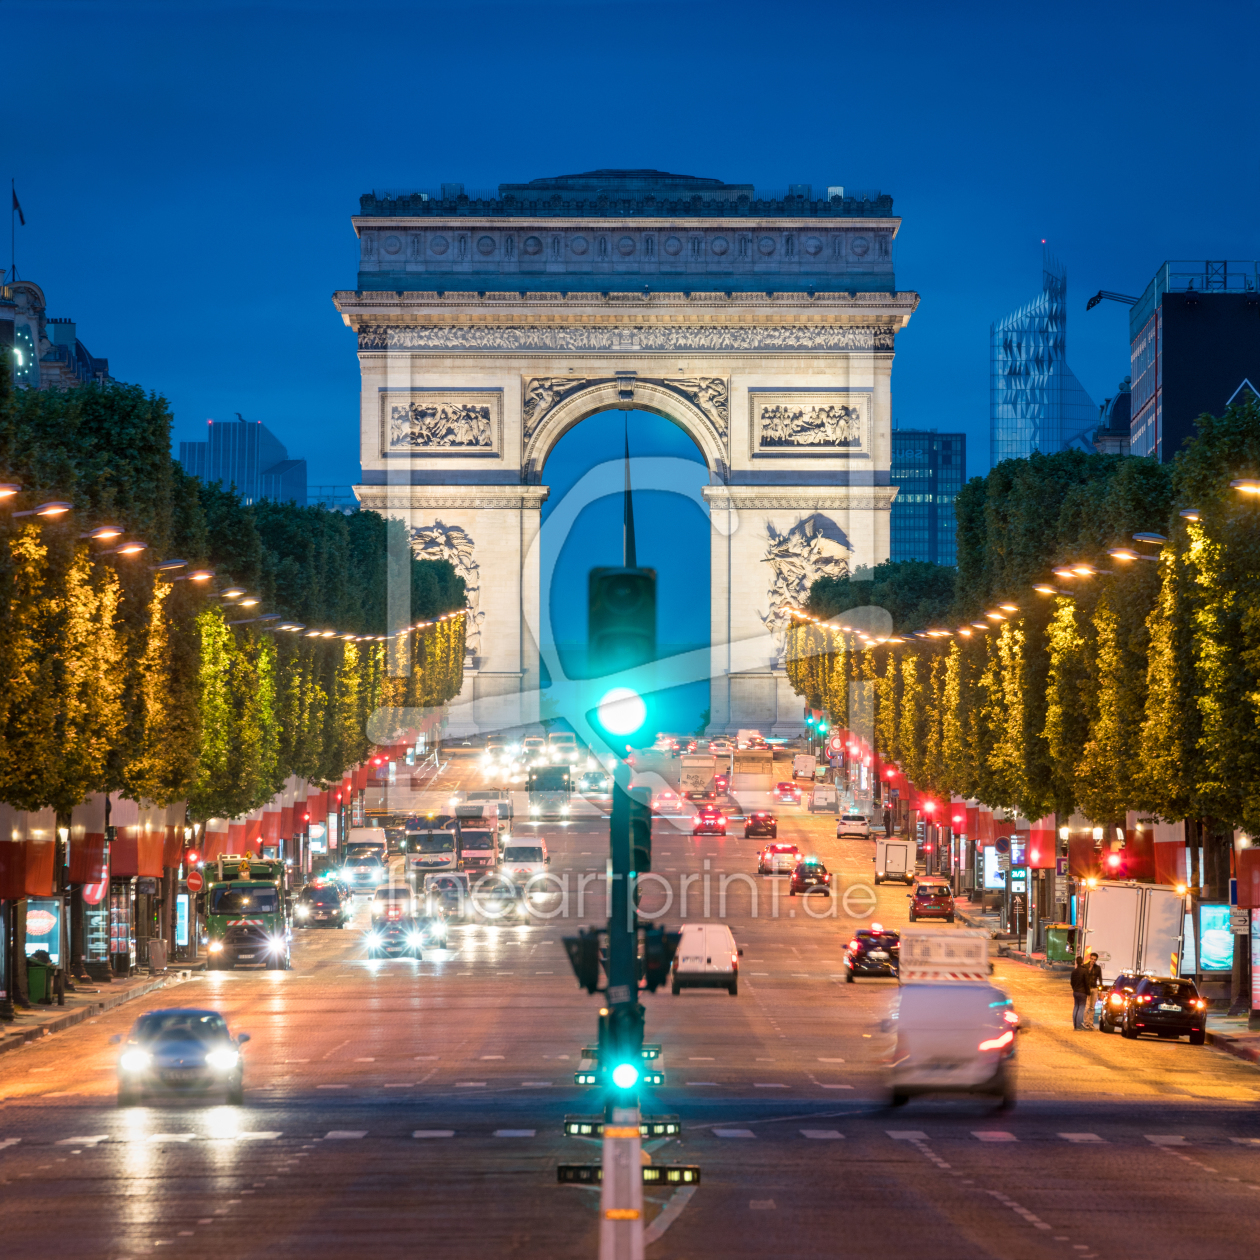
[1078,881,1183,984]
[874,836,916,884]
[680,754,717,800]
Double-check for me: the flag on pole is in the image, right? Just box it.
[11,187,24,227]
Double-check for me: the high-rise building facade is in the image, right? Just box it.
[990,252,1096,465]
[1129,260,1260,461]
[889,429,966,566]
[179,414,307,505]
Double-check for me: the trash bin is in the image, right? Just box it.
[1044,923,1076,963]
[27,962,48,1004]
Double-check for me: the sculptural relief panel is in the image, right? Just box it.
[380,388,502,458]
[748,390,872,458]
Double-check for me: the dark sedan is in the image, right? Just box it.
[844,929,900,982]
[295,881,350,928]
[692,804,727,835]
[1121,976,1207,1044]
[789,860,832,896]
[1098,970,1148,1033]
[112,1008,249,1106]
[744,810,778,839]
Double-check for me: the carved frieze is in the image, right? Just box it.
[521,375,729,444]
[358,324,896,353]
[410,521,483,659]
[380,388,502,458]
[748,390,872,458]
[760,515,852,664]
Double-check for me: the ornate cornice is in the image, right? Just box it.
[703,486,898,511]
[355,485,550,511]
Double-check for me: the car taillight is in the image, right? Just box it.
[1193,998,1206,1009]
[978,1030,1014,1052]
[1139,995,1152,1003]
[1109,994,1124,1006]
[1003,1010,1020,1026]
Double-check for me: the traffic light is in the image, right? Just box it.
[184,849,201,868]
[629,785,652,874]
[606,1002,645,1095]
[641,927,681,992]
[589,567,656,676]
[563,927,603,994]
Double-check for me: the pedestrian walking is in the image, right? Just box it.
[1070,956,1091,1030]
[1083,952,1103,1030]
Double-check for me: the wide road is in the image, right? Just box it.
[3,749,1259,1259]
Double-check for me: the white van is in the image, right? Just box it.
[875,836,915,884]
[886,982,1019,1109]
[500,838,549,883]
[671,923,742,996]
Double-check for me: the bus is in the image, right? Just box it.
[528,764,572,821]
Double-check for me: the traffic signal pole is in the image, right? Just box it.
[601,760,645,1260]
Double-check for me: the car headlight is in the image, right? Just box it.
[366,933,382,947]
[269,936,286,952]
[296,905,310,918]
[206,1048,240,1072]
[119,1049,152,1073]
[208,941,224,953]
[407,934,424,949]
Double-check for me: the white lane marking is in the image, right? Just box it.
[57,1136,107,1146]
[354,1057,375,1062]
[414,1055,439,1060]
[1146,1134,1187,1145]
[642,1183,698,1245]
[316,1084,347,1090]
[973,1131,1017,1142]
[233,1132,281,1140]
[325,1131,367,1139]
[480,1055,504,1060]
[887,1131,928,1140]
[454,1082,487,1088]
[150,1133,196,1142]
[520,1081,552,1087]
[1230,1138,1260,1145]
[801,1130,844,1140]
[687,1081,719,1086]
[1060,1133,1106,1143]
[754,1083,788,1088]
[494,1129,535,1137]
[413,1130,454,1138]
[0,1138,21,1150]
[688,1057,715,1061]
[714,1129,756,1138]
[819,1084,854,1089]
[817,1057,845,1063]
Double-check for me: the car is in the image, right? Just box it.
[501,839,550,883]
[366,916,421,959]
[411,913,449,949]
[773,781,802,805]
[844,927,900,981]
[680,738,698,755]
[1120,976,1207,1044]
[112,1008,250,1106]
[709,739,732,754]
[887,981,1019,1109]
[671,923,742,996]
[789,859,832,896]
[341,846,387,893]
[691,803,727,835]
[713,773,730,795]
[1097,970,1149,1033]
[295,881,351,928]
[470,876,531,924]
[757,842,801,874]
[745,810,778,839]
[651,790,685,815]
[371,886,418,925]
[578,770,612,800]
[908,880,955,922]
[837,811,871,839]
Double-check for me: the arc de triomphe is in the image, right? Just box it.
[335,170,917,736]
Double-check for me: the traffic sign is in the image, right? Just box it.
[186,869,204,893]
[827,734,843,755]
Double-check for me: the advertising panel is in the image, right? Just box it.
[983,847,1006,891]
[24,896,63,965]
[1181,904,1234,973]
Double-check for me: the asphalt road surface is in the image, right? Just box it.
[3,751,1259,1259]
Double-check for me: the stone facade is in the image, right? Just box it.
[338,172,918,736]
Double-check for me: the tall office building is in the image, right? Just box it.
[179,414,307,505]
[889,429,966,566]
[990,251,1096,465]
[1129,261,1260,460]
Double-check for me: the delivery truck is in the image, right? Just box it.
[874,836,916,884]
[1078,881,1184,984]
[793,754,817,780]
[680,754,717,800]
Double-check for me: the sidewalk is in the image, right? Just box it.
[0,970,199,1057]
[955,896,1260,1067]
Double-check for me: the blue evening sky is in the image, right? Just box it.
[6,0,1258,729]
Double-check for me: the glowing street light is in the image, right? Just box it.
[82,525,123,541]
[0,483,21,501]
[1230,478,1260,495]
[12,500,73,519]
[1179,508,1201,522]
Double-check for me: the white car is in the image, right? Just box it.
[501,839,549,884]
[671,923,741,996]
[837,812,871,839]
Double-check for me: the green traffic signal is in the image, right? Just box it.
[611,1062,639,1090]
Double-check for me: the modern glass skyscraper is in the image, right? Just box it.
[990,251,1096,465]
[179,414,307,505]
[889,429,965,566]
